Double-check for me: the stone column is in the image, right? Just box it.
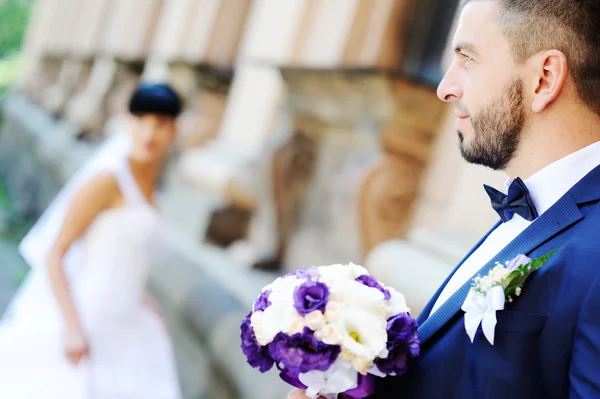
[143,0,198,82]
[358,80,446,257]
[16,0,63,101]
[407,109,506,260]
[45,0,83,57]
[341,0,415,68]
[223,0,420,270]
[71,0,115,58]
[289,0,362,67]
[179,0,309,192]
[202,0,253,66]
[64,0,164,137]
[101,0,164,61]
[143,0,251,151]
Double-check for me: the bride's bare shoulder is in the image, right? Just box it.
[50,172,121,255]
[80,171,120,194]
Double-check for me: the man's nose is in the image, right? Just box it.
[437,65,463,103]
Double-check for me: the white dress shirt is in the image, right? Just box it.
[430,140,600,314]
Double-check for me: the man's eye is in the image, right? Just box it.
[462,54,473,63]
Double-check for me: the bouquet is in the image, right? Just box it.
[240,263,420,399]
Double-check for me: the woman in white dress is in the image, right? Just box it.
[0,83,183,398]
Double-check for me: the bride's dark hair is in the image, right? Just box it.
[128,83,182,118]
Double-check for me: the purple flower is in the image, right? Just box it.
[254,290,272,312]
[269,328,340,375]
[506,254,531,272]
[293,281,329,316]
[240,312,274,372]
[279,370,308,390]
[285,266,320,280]
[375,313,420,376]
[344,374,377,399]
[355,274,391,300]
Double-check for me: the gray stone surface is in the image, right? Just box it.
[0,239,26,315]
[0,216,29,317]
[150,235,291,399]
[284,125,382,271]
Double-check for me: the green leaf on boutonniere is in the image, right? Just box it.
[503,249,561,297]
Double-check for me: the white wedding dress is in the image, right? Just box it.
[0,159,181,399]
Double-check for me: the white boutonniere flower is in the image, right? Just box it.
[462,250,559,345]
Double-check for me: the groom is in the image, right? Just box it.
[291,0,600,398]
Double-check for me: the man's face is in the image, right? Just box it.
[437,1,528,170]
[128,114,176,163]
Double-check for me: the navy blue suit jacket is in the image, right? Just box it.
[375,165,600,399]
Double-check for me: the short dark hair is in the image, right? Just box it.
[128,82,182,118]
[462,0,600,117]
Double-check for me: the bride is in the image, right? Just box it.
[0,83,183,398]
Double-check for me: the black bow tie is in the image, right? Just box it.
[484,177,539,223]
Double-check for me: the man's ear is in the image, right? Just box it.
[530,50,568,113]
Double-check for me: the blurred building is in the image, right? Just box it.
[0,1,507,398]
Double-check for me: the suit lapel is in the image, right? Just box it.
[417,194,584,345]
[416,221,501,326]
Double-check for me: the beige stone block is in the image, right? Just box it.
[392,80,447,134]
[204,0,252,66]
[70,0,113,57]
[101,0,164,60]
[149,0,196,60]
[366,239,451,317]
[342,0,415,69]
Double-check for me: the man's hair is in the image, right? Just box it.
[463,0,600,116]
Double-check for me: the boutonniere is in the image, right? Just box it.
[461,249,559,345]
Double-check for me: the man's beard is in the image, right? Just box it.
[458,78,526,170]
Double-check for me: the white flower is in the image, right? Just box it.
[378,348,389,359]
[305,310,327,331]
[324,301,343,323]
[289,318,306,335]
[386,286,411,316]
[316,263,368,286]
[256,300,304,345]
[317,264,356,285]
[339,347,355,361]
[479,275,493,293]
[336,280,386,313]
[375,305,389,319]
[250,311,268,346]
[352,356,373,375]
[492,268,511,284]
[347,262,369,278]
[515,287,522,296]
[337,308,387,362]
[318,323,344,345]
[327,291,343,303]
[267,275,305,296]
[299,359,358,399]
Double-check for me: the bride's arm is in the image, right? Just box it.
[46,172,119,361]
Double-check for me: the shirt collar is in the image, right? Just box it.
[504,140,600,217]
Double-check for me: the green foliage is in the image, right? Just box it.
[504,249,561,296]
[0,175,12,213]
[0,52,21,94]
[0,0,33,58]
